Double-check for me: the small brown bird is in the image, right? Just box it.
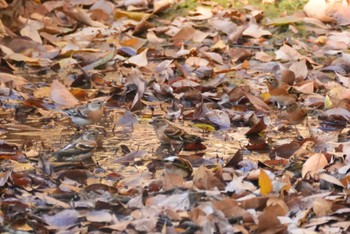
[283,102,307,125]
[63,100,104,128]
[264,77,297,109]
[53,130,99,161]
[150,117,203,145]
[163,156,193,178]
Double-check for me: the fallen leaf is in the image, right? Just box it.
[193,165,225,190]
[259,169,273,196]
[86,210,113,223]
[128,49,148,67]
[44,209,79,229]
[244,92,271,113]
[257,204,287,233]
[312,198,332,217]
[243,23,271,38]
[302,153,328,179]
[50,80,80,108]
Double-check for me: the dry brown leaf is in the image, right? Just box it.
[172,27,196,42]
[255,51,273,62]
[86,210,113,223]
[0,171,11,186]
[44,209,79,229]
[312,198,332,217]
[193,165,225,190]
[302,153,328,179]
[212,198,253,222]
[20,25,42,44]
[0,72,28,91]
[294,81,314,94]
[257,204,287,233]
[63,5,106,28]
[289,59,308,79]
[275,44,304,61]
[202,51,224,64]
[162,173,185,191]
[244,92,271,113]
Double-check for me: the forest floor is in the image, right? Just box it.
[0,0,350,233]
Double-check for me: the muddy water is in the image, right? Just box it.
[1,108,249,174]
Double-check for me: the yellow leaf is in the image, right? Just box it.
[259,169,272,196]
[115,9,151,21]
[192,123,216,132]
[324,95,333,109]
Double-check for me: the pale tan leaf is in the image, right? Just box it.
[153,0,174,14]
[202,51,224,64]
[289,59,308,79]
[20,25,42,44]
[0,72,28,91]
[128,49,148,67]
[188,6,213,20]
[275,44,303,61]
[312,198,332,217]
[255,51,273,62]
[294,81,314,94]
[185,57,209,67]
[50,80,80,108]
[243,23,271,38]
[318,173,344,188]
[193,165,225,190]
[302,153,328,179]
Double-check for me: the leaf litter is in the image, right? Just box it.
[0,0,350,233]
